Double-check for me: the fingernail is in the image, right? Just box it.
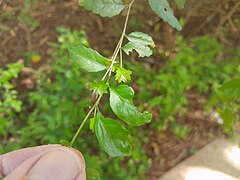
[27,149,84,180]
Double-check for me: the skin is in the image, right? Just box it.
[0,145,86,180]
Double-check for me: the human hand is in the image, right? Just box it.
[0,145,86,180]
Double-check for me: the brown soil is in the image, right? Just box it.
[0,0,237,179]
[146,92,224,179]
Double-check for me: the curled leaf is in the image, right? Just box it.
[110,85,152,126]
[148,0,182,30]
[123,32,155,57]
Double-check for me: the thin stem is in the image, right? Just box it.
[101,37,122,81]
[107,0,135,80]
[69,0,136,147]
[120,47,123,68]
[69,95,102,147]
[93,106,97,117]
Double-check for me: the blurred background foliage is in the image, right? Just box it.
[0,0,239,179]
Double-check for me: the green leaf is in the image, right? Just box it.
[86,168,101,180]
[123,32,155,57]
[148,0,182,30]
[94,112,131,156]
[89,81,108,96]
[80,0,125,17]
[89,117,96,132]
[60,140,71,147]
[219,79,240,91]
[173,0,186,9]
[69,43,107,72]
[115,67,132,83]
[110,85,152,126]
[123,43,153,58]
[216,79,240,102]
[126,32,155,47]
[217,108,234,132]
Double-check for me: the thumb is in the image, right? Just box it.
[2,146,86,180]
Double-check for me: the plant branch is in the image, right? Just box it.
[69,0,136,147]
[215,1,240,36]
[101,0,136,81]
[69,95,102,147]
[120,47,123,68]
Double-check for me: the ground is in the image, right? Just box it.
[160,138,240,179]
